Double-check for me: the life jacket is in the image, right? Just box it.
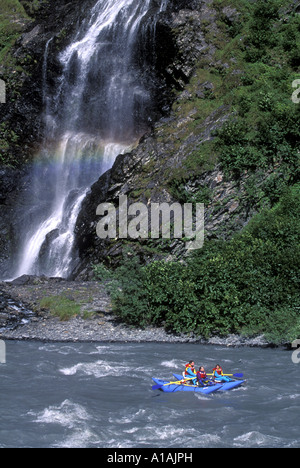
[197,371,207,380]
[185,363,196,376]
[213,367,223,376]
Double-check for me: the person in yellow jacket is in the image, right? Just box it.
[185,361,197,385]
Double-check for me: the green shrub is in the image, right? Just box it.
[243,0,280,61]
[93,263,113,281]
[109,250,151,328]
[110,186,300,344]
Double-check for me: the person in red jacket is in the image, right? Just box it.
[213,364,231,382]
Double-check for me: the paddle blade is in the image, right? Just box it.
[233,373,244,378]
[152,384,162,390]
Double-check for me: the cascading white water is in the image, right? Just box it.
[14,0,168,279]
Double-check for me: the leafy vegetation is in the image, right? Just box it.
[216,0,300,178]
[0,0,30,65]
[95,185,300,344]
[0,1,33,166]
[167,0,300,186]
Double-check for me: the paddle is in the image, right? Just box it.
[207,373,243,378]
[152,377,194,391]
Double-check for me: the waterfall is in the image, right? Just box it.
[42,37,53,110]
[13,0,168,279]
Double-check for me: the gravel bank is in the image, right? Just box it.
[0,275,270,346]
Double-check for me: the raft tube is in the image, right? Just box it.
[152,377,222,394]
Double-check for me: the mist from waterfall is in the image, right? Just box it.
[13,0,168,279]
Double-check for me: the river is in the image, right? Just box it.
[0,341,299,448]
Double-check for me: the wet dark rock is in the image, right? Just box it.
[0,287,34,331]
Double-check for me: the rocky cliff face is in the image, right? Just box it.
[73,0,252,277]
